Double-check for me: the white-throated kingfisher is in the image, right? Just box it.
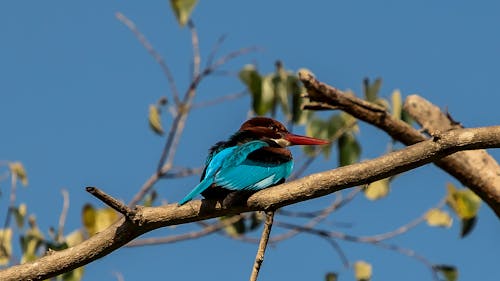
[178,117,329,205]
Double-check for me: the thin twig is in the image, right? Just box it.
[57,189,70,242]
[127,215,243,247]
[249,211,275,281]
[358,197,447,243]
[191,91,247,109]
[161,167,203,179]
[206,34,227,68]
[86,187,136,221]
[277,222,439,281]
[269,188,362,243]
[188,20,200,79]
[322,236,349,268]
[116,12,180,105]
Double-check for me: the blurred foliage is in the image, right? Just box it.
[364,177,390,200]
[170,0,198,26]
[9,161,28,186]
[446,183,481,237]
[82,204,118,237]
[222,212,264,238]
[433,264,458,281]
[0,228,12,265]
[354,260,372,281]
[426,208,453,228]
[325,272,338,281]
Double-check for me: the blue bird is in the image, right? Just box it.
[178,117,328,205]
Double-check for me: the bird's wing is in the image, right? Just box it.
[215,159,293,191]
[178,140,269,205]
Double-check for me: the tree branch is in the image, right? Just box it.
[298,70,500,218]
[0,126,499,280]
[249,211,275,281]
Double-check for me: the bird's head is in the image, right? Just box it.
[239,117,329,147]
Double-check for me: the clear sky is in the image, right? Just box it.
[1,1,499,281]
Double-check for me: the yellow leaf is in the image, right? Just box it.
[365,178,390,200]
[94,208,118,234]
[354,260,372,281]
[0,228,13,265]
[82,204,96,236]
[9,161,28,186]
[148,104,164,135]
[391,89,402,119]
[14,203,27,228]
[65,230,85,247]
[446,183,481,219]
[170,0,198,26]
[426,208,453,228]
[82,204,118,236]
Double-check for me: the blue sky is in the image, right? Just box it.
[1,1,499,281]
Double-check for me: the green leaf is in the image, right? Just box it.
[364,178,390,200]
[426,208,453,228]
[9,161,28,186]
[169,0,198,26]
[446,183,481,219]
[271,72,289,118]
[288,75,309,125]
[20,223,44,264]
[391,89,402,119]
[149,104,164,135]
[338,133,361,166]
[354,260,372,281]
[446,183,481,237]
[82,204,96,236]
[14,203,27,228]
[325,272,338,281]
[239,65,263,113]
[363,78,382,103]
[0,228,12,265]
[221,216,245,237]
[460,216,477,238]
[304,117,329,157]
[401,108,414,125]
[433,264,458,281]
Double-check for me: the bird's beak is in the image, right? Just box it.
[284,133,329,146]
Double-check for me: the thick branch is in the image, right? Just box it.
[298,70,500,217]
[0,127,499,280]
[404,95,500,214]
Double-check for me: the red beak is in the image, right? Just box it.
[284,133,329,145]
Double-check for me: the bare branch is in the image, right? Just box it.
[299,70,500,218]
[404,94,500,216]
[57,189,70,242]
[191,91,247,109]
[276,222,439,281]
[116,12,180,105]
[1,126,498,280]
[206,34,227,68]
[187,20,201,79]
[86,187,137,222]
[249,211,275,281]
[126,214,243,247]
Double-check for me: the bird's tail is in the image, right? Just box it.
[178,179,212,205]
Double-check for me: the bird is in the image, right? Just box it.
[178,117,329,205]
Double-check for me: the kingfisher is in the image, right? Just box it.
[178,117,329,205]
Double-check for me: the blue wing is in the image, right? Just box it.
[178,140,292,205]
